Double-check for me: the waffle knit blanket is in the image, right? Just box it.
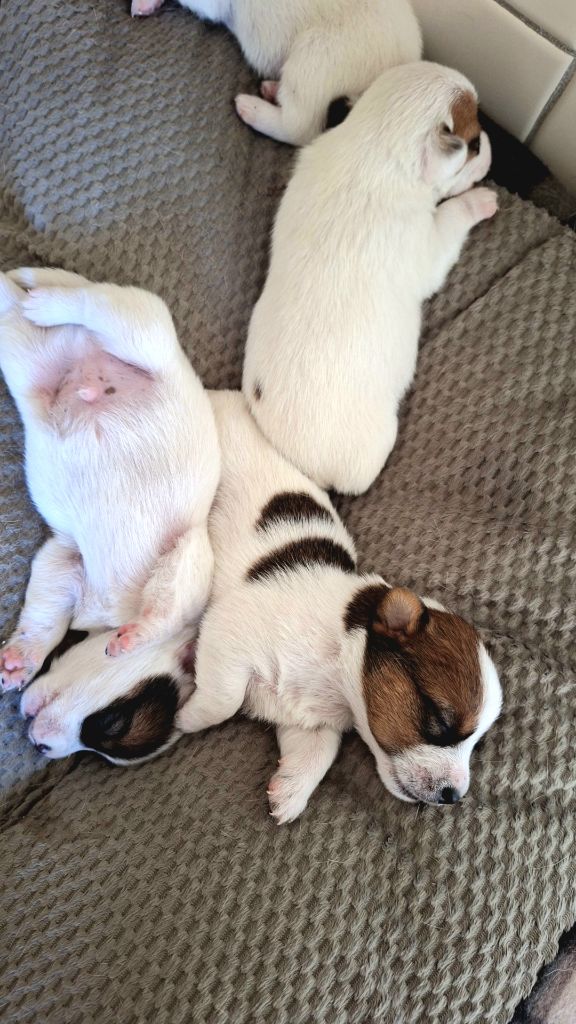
[1,2,575,1022]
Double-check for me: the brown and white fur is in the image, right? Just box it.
[130,0,422,146]
[243,62,497,495]
[0,268,220,692]
[176,390,502,823]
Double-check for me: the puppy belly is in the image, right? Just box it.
[40,347,153,426]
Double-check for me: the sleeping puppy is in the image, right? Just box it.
[242,61,497,495]
[21,629,197,764]
[130,0,422,146]
[176,390,502,823]
[0,268,220,691]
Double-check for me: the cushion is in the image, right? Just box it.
[1,2,575,1022]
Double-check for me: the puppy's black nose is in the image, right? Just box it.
[438,786,459,805]
[34,742,51,754]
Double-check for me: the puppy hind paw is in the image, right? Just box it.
[21,288,73,328]
[0,643,40,692]
[105,623,144,657]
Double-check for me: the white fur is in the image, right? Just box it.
[0,268,220,691]
[131,0,422,145]
[176,391,502,823]
[242,61,497,495]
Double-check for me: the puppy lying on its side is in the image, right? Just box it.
[176,390,502,823]
[243,61,497,495]
[0,268,220,691]
[130,0,422,146]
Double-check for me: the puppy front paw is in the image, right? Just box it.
[267,765,311,825]
[0,642,41,692]
[105,623,144,657]
[462,186,498,225]
[235,94,259,127]
[131,0,164,15]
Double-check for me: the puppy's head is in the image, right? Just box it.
[351,61,484,197]
[346,584,502,804]
[21,629,197,765]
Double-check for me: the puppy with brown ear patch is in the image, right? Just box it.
[177,391,502,823]
[243,61,497,495]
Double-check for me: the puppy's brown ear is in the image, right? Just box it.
[373,588,426,641]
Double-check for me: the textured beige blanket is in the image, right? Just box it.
[1,3,575,1022]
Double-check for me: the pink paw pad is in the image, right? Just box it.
[0,646,38,691]
[105,623,141,657]
[131,0,163,16]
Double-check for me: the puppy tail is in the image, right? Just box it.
[0,272,25,314]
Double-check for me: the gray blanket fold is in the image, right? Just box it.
[1,2,575,1022]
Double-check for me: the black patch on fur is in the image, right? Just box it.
[80,674,179,761]
[256,491,334,532]
[248,537,356,582]
[104,386,116,395]
[35,630,90,679]
[325,96,352,130]
[253,382,262,402]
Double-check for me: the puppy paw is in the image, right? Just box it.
[0,642,40,692]
[131,0,164,15]
[267,766,311,825]
[105,623,145,657]
[21,682,55,720]
[463,186,498,225]
[21,288,74,328]
[260,80,279,103]
[235,94,260,127]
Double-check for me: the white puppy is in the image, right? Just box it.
[242,61,497,495]
[0,268,220,691]
[130,0,422,146]
[175,390,502,823]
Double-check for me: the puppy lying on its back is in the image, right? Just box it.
[177,391,502,823]
[243,61,497,495]
[131,0,422,145]
[0,268,220,691]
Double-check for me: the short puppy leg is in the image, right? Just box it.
[425,187,498,298]
[21,283,183,376]
[176,633,248,733]
[268,725,341,824]
[1,538,82,692]
[106,525,213,657]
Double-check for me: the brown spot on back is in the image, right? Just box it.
[450,90,480,143]
[346,584,482,753]
[248,537,356,582]
[256,491,334,531]
[104,386,116,395]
